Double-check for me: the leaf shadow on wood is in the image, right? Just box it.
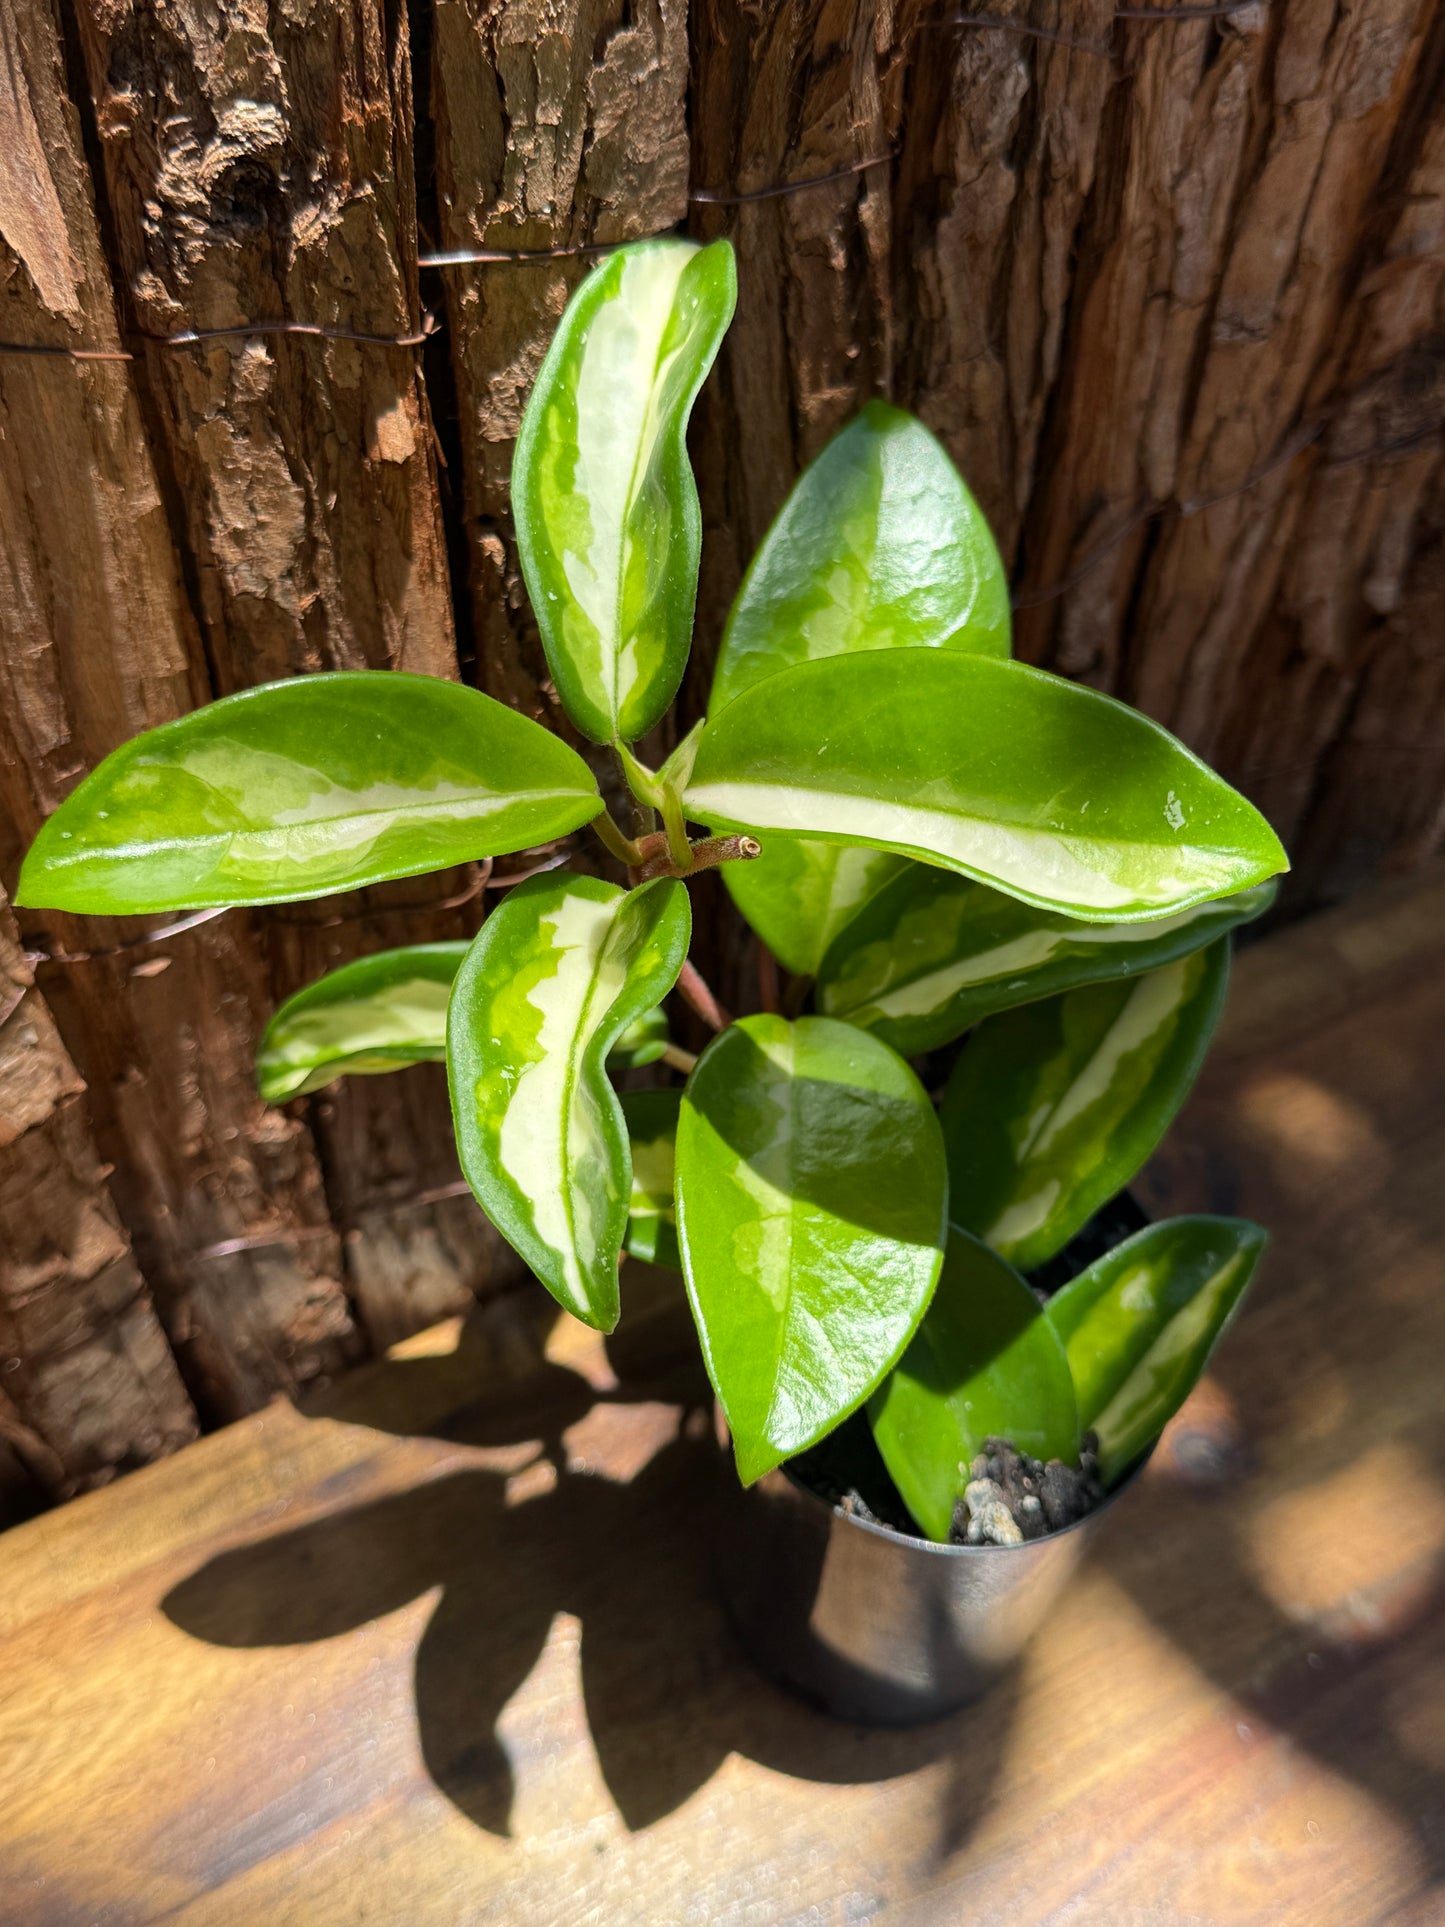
[1118,1112,1445,1897]
[162,1295,1019,1852]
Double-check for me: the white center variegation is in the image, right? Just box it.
[686,782,1248,916]
[982,962,1189,1251]
[276,978,452,1071]
[848,906,1203,1021]
[563,247,693,724]
[1093,1246,1247,1454]
[495,892,630,1304]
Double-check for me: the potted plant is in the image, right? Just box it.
[17,237,1283,1724]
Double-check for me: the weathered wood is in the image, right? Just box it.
[263,869,530,1351]
[688,0,1445,944]
[0,0,361,1423]
[0,898,196,1527]
[70,0,457,690]
[0,866,1441,1922]
[430,0,690,730]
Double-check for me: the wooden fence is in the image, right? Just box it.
[2,0,1441,1519]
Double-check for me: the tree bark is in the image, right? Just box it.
[0,896,196,1526]
[69,0,457,689]
[0,0,361,1421]
[430,0,690,729]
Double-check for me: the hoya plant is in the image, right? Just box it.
[18,237,1283,1544]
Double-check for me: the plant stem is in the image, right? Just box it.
[592,809,645,868]
[676,958,730,1032]
[661,1042,700,1075]
[661,788,694,870]
[630,831,760,885]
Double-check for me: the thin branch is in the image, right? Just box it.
[630,832,760,885]
[592,811,647,867]
[661,1043,700,1076]
[676,959,731,1033]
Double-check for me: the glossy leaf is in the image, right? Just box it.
[675,1014,948,1485]
[713,401,1011,973]
[1045,1217,1267,1484]
[257,945,670,1102]
[447,872,691,1331]
[16,673,603,915]
[869,1228,1079,1543]
[709,399,1010,716]
[942,941,1231,1272]
[513,237,737,744]
[819,871,1276,1056]
[257,942,467,1102]
[622,1088,681,1269]
[686,652,1289,924]
[724,841,908,979]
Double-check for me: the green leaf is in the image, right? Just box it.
[621,1088,682,1269]
[710,399,1010,716]
[513,237,737,745]
[685,652,1289,924]
[711,401,1011,973]
[1044,1217,1267,1484]
[868,1228,1079,1543]
[16,672,603,915]
[819,872,1276,1056]
[447,872,692,1331]
[674,1014,948,1484]
[942,941,1231,1272]
[610,1006,672,1070]
[257,942,665,1103]
[723,841,908,978]
[257,942,467,1102]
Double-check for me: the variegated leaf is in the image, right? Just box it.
[257,942,467,1102]
[818,872,1276,1056]
[1045,1217,1267,1484]
[447,872,692,1330]
[942,942,1231,1271]
[622,1088,681,1269]
[17,672,603,915]
[712,401,1012,974]
[513,238,737,745]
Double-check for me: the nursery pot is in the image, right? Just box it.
[716,1441,1151,1726]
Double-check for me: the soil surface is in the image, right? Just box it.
[784,1190,1143,1544]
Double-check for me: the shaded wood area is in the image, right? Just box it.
[0,0,1442,1497]
[0,895,195,1519]
[1,866,1442,1922]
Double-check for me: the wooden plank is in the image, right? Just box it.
[0,898,196,1524]
[0,0,361,1424]
[1,867,1441,1923]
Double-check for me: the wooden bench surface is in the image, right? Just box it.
[3,868,1444,1926]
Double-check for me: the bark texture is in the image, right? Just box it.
[70,0,457,689]
[687,0,1445,1007]
[0,898,196,1526]
[431,0,690,729]
[0,0,361,1420]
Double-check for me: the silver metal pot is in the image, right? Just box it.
[716,1443,1151,1726]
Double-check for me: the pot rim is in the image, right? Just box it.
[768,1438,1157,1559]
